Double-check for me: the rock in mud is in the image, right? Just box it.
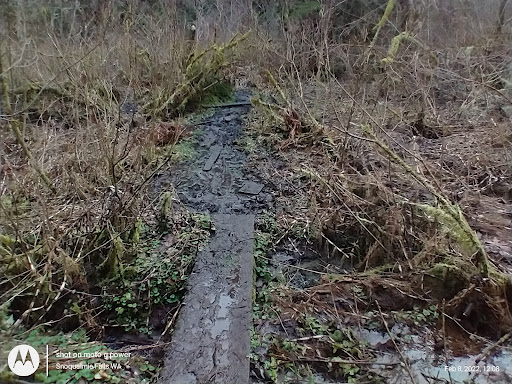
[239,181,264,195]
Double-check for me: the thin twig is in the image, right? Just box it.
[376,300,418,384]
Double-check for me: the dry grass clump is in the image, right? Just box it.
[249,0,512,344]
[0,1,246,338]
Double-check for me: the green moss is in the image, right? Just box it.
[236,135,258,153]
[173,138,197,162]
[184,107,216,125]
[425,263,469,299]
[172,127,202,162]
[200,81,234,106]
[289,1,322,19]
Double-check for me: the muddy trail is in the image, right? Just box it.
[154,90,271,384]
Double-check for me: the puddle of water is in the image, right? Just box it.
[211,294,233,338]
[218,294,233,318]
[211,319,230,338]
[356,328,391,347]
[356,329,512,384]
[263,245,512,384]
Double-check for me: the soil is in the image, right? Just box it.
[153,91,273,216]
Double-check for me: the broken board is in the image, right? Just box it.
[203,145,223,171]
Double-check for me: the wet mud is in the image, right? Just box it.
[157,91,268,384]
[153,91,272,215]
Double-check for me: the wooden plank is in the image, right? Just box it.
[159,214,254,384]
[203,146,222,171]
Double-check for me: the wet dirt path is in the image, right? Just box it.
[157,91,271,384]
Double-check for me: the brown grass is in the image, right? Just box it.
[0,1,245,337]
[246,7,512,382]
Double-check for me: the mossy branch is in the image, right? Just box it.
[369,0,396,52]
[381,31,438,65]
[149,31,250,118]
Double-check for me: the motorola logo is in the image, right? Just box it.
[8,345,40,376]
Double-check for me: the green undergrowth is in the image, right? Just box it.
[102,213,211,332]
[145,32,249,118]
[253,211,361,382]
[253,212,282,302]
[200,81,235,106]
[0,209,211,381]
[276,323,366,383]
[173,127,204,163]
[253,230,274,320]
[391,305,440,327]
[251,212,281,379]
